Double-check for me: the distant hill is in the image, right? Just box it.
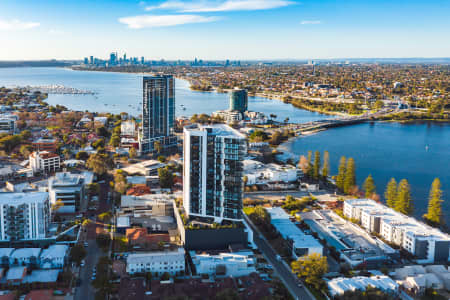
[0,60,81,68]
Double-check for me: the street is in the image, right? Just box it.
[244,214,316,300]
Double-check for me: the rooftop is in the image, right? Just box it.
[184,123,246,139]
[49,172,84,187]
[0,192,48,205]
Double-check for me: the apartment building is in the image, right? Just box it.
[0,192,51,241]
[126,248,185,276]
[183,124,247,222]
[29,151,60,175]
[343,199,450,263]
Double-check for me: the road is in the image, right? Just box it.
[75,180,112,300]
[243,214,316,300]
[74,229,101,300]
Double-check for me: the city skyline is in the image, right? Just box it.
[1,0,450,60]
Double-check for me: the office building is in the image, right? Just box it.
[29,151,60,175]
[0,192,51,241]
[48,172,85,213]
[126,248,185,276]
[344,199,450,263]
[139,75,177,153]
[229,88,248,113]
[183,124,246,222]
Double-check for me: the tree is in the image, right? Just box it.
[298,155,310,175]
[396,179,414,215]
[158,167,174,189]
[128,147,137,159]
[336,156,346,191]
[343,158,356,194]
[291,253,328,290]
[249,130,268,142]
[62,148,72,159]
[86,152,112,175]
[363,174,376,198]
[322,151,329,179]
[154,140,162,154]
[113,170,128,194]
[76,151,89,161]
[96,233,111,250]
[423,178,444,226]
[109,135,120,147]
[313,151,321,180]
[384,178,397,208]
[96,126,108,137]
[19,144,32,158]
[69,244,87,265]
[88,182,100,196]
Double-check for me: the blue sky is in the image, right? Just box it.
[0,0,449,60]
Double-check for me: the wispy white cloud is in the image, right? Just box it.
[146,0,294,12]
[0,19,40,30]
[48,29,64,35]
[300,20,321,25]
[119,14,221,28]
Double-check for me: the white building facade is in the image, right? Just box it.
[344,199,450,263]
[190,250,256,277]
[48,172,85,213]
[126,248,185,276]
[29,151,60,175]
[0,192,51,241]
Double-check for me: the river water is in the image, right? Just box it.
[0,67,448,221]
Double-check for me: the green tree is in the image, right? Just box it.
[69,244,87,265]
[384,178,398,208]
[396,179,414,215]
[363,174,376,198]
[154,140,162,154]
[336,156,346,191]
[322,151,329,179]
[128,147,137,159]
[291,253,328,290]
[86,152,112,175]
[158,166,174,189]
[19,144,32,158]
[113,170,128,194]
[249,130,268,142]
[75,151,89,161]
[313,151,321,180]
[343,158,356,194]
[423,178,444,226]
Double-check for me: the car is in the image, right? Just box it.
[276,254,281,261]
[80,261,85,267]
[84,242,89,247]
[91,275,96,280]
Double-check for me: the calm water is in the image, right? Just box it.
[0,67,332,123]
[1,67,448,222]
[279,122,450,222]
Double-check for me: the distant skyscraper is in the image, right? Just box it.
[229,88,248,113]
[139,75,176,153]
[89,56,94,65]
[141,56,145,64]
[84,57,88,65]
[183,124,246,222]
[109,52,117,65]
[123,53,127,62]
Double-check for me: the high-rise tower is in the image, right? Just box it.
[139,75,176,153]
[183,124,246,222]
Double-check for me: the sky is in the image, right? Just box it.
[0,0,449,60]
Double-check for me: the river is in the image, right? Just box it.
[0,67,448,222]
[279,121,450,222]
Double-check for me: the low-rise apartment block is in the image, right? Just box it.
[267,207,323,258]
[126,248,185,276]
[344,199,450,263]
[190,250,256,277]
[29,151,60,175]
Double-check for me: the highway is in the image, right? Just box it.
[243,214,316,300]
